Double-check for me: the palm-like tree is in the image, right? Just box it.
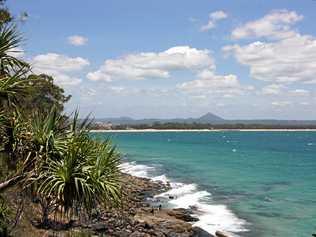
[0,25,29,76]
[0,24,30,157]
[27,110,121,225]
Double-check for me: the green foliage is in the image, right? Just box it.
[0,69,30,107]
[0,25,29,75]
[22,74,71,114]
[0,4,122,229]
[0,0,12,25]
[6,108,121,223]
[32,110,121,216]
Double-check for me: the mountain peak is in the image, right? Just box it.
[198,112,224,122]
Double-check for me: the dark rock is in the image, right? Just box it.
[167,208,199,222]
[157,220,193,237]
[215,230,230,237]
[130,230,151,237]
[192,227,215,237]
[91,222,107,232]
[113,230,131,237]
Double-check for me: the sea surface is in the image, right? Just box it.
[91,131,316,237]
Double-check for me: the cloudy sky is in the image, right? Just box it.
[9,0,316,119]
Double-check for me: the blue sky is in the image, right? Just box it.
[9,0,316,119]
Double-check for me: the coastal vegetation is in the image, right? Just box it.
[92,122,316,130]
[0,2,121,236]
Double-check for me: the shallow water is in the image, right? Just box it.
[91,131,316,237]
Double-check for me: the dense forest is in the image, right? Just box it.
[0,1,121,236]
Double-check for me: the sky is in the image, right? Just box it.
[8,0,316,119]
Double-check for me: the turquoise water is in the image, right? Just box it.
[91,131,316,237]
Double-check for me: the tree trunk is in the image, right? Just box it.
[0,175,24,192]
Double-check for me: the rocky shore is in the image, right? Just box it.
[68,173,231,237]
[9,173,231,237]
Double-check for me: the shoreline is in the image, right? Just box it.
[118,172,224,237]
[91,128,316,132]
[120,161,247,237]
[8,171,218,237]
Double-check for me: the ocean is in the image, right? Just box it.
[91,131,316,237]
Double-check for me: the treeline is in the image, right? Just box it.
[95,122,316,130]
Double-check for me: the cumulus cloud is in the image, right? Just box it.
[200,10,228,32]
[231,10,303,40]
[32,53,90,86]
[179,70,239,91]
[68,35,88,46]
[223,34,316,84]
[87,45,252,98]
[87,46,215,81]
[177,69,253,97]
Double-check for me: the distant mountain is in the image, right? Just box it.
[197,112,224,122]
[93,112,316,126]
[95,112,223,125]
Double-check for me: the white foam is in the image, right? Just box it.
[120,161,249,236]
[151,174,169,183]
[119,161,154,178]
[156,183,198,198]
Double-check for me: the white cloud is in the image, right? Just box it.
[200,10,228,32]
[231,9,303,40]
[87,45,252,99]
[32,53,90,86]
[32,53,89,72]
[68,35,88,46]
[223,34,316,84]
[49,72,82,86]
[260,85,310,98]
[177,69,253,97]
[179,70,240,91]
[87,46,215,81]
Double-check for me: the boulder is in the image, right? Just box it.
[91,222,107,232]
[167,208,199,222]
[215,230,230,237]
[192,227,215,237]
[130,231,151,237]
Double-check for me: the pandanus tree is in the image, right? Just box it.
[1,106,121,225]
[0,24,30,157]
[26,109,121,225]
[0,25,29,75]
